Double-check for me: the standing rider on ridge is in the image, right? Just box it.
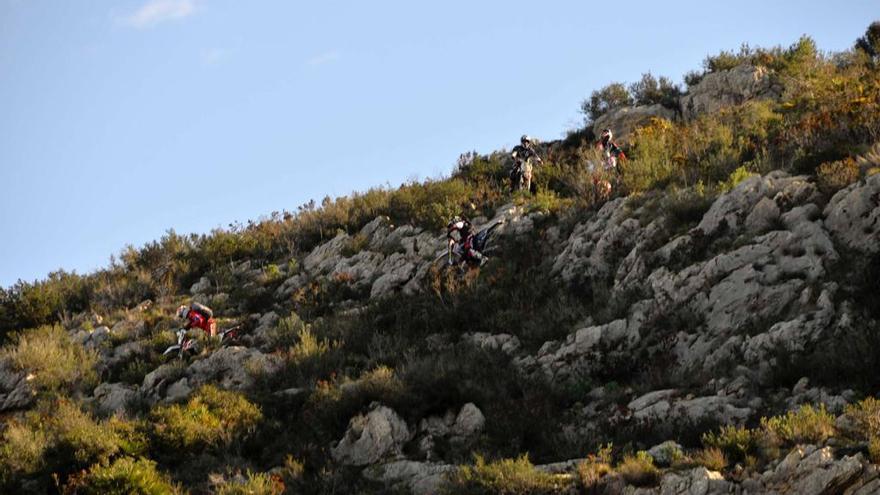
[511,135,542,193]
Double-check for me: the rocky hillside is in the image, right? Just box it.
[0,25,879,495]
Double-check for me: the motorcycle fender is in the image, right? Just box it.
[163,345,181,356]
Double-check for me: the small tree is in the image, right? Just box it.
[856,21,880,62]
[629,72,681,108]
[582,82,633,122]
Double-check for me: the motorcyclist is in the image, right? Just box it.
[596,128,625,170]
[446,215,486,267]
[511,135,542,193]
[177,303,217,337]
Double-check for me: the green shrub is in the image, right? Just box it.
[3,324,97,391]
[263,264,282,283]
[444,454,569,495]
[856,21,880,62]
[264,313,307,350]
[576,443,613,490]
[151,385,262,453]
[629,72,681,108]
[616,451,660,487]
[0,415,49,480]
[623,118,680,192]
[64,457,181,495]
[340,233,370,257]
[215,471,284,495]
[721,166,758,192]
[50,398,125,465]
[517,190,572,215]
[692,447,728,472]
[0,271,92,334]
[817,158,859,194]
[760,404,836,446]
[844,397,880,440]
[702,425,761,463]
[583,82,633,122]
[290,326,334,364]
[868,436,880,464]
[703,44,753,73]
[388,178,474,230]
[0,398,143,486]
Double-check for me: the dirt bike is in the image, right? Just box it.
[510,159,541,194]
[162,325,243,359]
[435,221,504,269]
[162,329,199,360]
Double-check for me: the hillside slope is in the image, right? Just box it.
[1,25,880,495]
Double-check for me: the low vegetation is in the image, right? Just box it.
[445,455,568,495]
[0,22,878,495]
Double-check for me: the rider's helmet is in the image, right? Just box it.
[448,215,462,227]
[600,129,612,142]
[176,305,189,320]
[521,134,531,145]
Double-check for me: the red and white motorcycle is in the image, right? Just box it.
[162,325,242,359]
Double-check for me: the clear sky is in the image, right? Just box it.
[1,0,876,287]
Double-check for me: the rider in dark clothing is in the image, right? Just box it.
[511,135,541,193]
[446,216,486,266]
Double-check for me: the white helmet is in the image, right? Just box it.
[521,134,531,145]
[600,128,613,141]
[176,305,189,319]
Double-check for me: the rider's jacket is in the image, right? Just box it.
[511,144,538,164]
[447,219,474,242]
[598,137,625,160]
[184,308,215,334]
[447,219,478,254]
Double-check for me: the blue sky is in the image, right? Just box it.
[1,0,876,287]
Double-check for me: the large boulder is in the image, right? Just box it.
[763,445,864,494]
[659,467,730,495]
[185,346,283,392]
[680,64,779,120]
[332,403,411,466]
[91,382,140,416]
[190,276,212,295]
[824,173,880,256]
[363,460,454,495]
[370,254,419,298]
[0,362,34,411]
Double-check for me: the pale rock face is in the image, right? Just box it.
[92,382,139,415]
[626,390,752,425]
[331,403,411,466]
[363,460,455,495]
[370,254,418,299]
[164,378,192,403]
[452,403,486,439]
[824,173,880,256]
[0,362,34,411]
[659,467,729,495]
[461,333,522,355]
[762,446,865,494]
[680,64,779,120]
[74,325,111,350]
[190,276,211,295]
[140,346,281,404]
[415,403,485,460]
[745,196,781,235]
[185,346,282,391]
